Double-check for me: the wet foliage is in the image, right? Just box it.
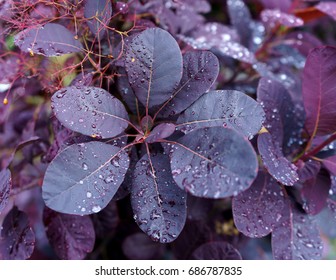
[1,0,336,260]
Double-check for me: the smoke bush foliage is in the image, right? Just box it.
[1,0,336,260]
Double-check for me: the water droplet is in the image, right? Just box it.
[92,205,101,213]
[86,191,92,198]
[82,163,88,170]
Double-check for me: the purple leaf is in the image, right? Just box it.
[159,51,219,118]
[170,127,258,198]
[70,72,94,87]
[125,28,183,109]
[272,201,323,260]
[84,0,112,40]
[227,0,253,47]
[302,46,336,136]
[122,232,164,260]
[192,241,242,260]
[43,207,95,260]
[42,141,130,215]
[261,9,304,29]
[316,2,336,21]
[52,86,129,139]
[258,133,299,186]
[145,123,176,143]
[297,159,321,182]
[0,207,35,260]
[131,153,187,243]
[301,170,331,215]
[286,32,322,57]
[233,172,286,238]
[260,0,292,12]
[14,23,83,56]
[316,198,336,238]
[0,169,11,213]
[322,155,336,175]
[176,90,265,139]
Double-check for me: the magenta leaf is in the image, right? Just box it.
[84,0,112,40]
[51,86,129,139]
[125,28,183,109]
[302,46,336,137]
[43,207,95,259]
[233,172,286,238]
[145,123,176,143]
[258,133,299,186]
[316,2,336,21]
[131,153,187,243]
[42,141,130,215]
[177,90,265,139]
[192,241,242,260]
[301,170,331,215]
[272,201,323,260]
[159,51,219,117]
[0,207,35,260]
[0,169,11,213]
[261,9,304,29]
[14,23,83,56]
[170,127,258,198]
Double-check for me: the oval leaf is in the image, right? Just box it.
[42,141,130,215]
[170,127,258,198]
[261,9,304,29]
[232,172,286,238]
[302,46,336,136]
[0,207,35,260]
[258,132,299,186]
[145,123,176,143]
[131,153,187,243]
[84,0,112,40]
[43,207,95,259]
[176,90,265,139]
[159,51,219,117]
[125,28,183,109]
[322,155,336,175]
[272,201,323,260]
[192,241,242,260]
[14,23,83,56]
[0,169,11,213]
[52,86,129,139]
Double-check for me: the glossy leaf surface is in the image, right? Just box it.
[261,9,304,28]
[302,46,336,136]
[131,153,187,243]
[42,141,130,215]
[177,90,265,139]
[145,123,176,143]
[43,207,95,259]
[192,241,242,260]
[159,51,219,117]
[0,207,35,260]
[0,169,11,213]
[233,172,286,238]
[170,127,258,198]
[14,23,83,56]
[52,86,129,139]
[316,2,336,21]
[125,28,183,109]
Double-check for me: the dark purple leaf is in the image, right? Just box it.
[170,127,258,198]
[227,0,253,47]
[176,90,265,139]
[258,133,299,186]
[145,123,176,143]
[286,32,322,57]
[316,198,336,238]
[43,207,95,260]
[159,51,219,118]
[297,159,321,182]
[272,201,323,260]
[261,9,303,29]
[122,232,164,260]
[84,0,112,40]
[192,241,242,260]
[51,86,129,139]
[0,207,35,260]
[42,141,130,215]
[131,153,187,243]
[14,23,83,56]
[0,169,11,213]
[91,201,119,239]
[70,72,94,87]
[187,195,213,221]
[323,155,336,175]
[233,172,286,238]
[260,0,291,12]
[302,46,336,137]
[301,169,331,215]
[316,2,336,21]
[125,28,183,109]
